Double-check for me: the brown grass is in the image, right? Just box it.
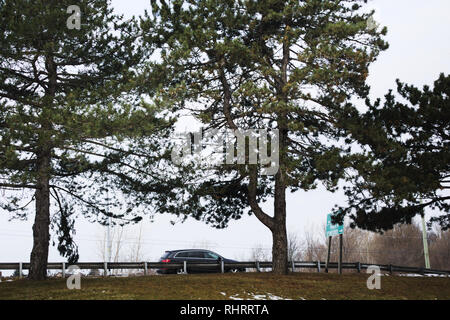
[0,272,449,300]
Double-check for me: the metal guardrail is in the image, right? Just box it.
[1,261,449,277]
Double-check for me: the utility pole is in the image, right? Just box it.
[421,215,430,269]
[104,190,112,277]
[107,217,112,262]
[106,189,112,263]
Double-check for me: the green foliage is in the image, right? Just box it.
[0,0,173,262]
[339,74,450,232]
[142,0,388,228]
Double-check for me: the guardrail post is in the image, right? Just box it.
[357,262,361,273]
[144,262,148,276]
[317,261,321,273]
[62,262,66,278]
[389,264,393,275]
[104,262,108,276]
[19,262,22,279]
[291,261,295,272]
[256,261,260,272]
[183,261,187,274]
[221,260,224,273]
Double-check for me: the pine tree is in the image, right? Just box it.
[0,0,172,280]
[142,0,388,274]
[339,74,450,232]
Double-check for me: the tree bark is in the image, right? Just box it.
[28,150,51,280]
[271,129,288,274]
[248,165,288,274]
[270,31,290,275]
[271,215,288,274]
[29,52,55,280]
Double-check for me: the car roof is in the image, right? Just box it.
[166,249,213,253]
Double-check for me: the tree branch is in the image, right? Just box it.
[247,165,274,230]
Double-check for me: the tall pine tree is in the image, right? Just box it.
[0,0,172,280]
[142,0,388,274]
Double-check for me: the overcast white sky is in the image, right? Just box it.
[1,0,450,270]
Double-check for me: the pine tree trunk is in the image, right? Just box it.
[28,152,51,280]
[270,35,290,275]
[271,216,288,274]
[271,122,288,274]
[28,53,56,280]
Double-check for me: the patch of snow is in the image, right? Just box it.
[228,292,292,300]
[425,274,448,278]
[249,293,269,300]
[398,273,448,278]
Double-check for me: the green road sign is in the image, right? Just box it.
[326,213,344,237]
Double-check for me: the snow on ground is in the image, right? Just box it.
[229,294,244,300]
[398,273,448,278]
[0,280,13,284]
[250,293,293,300]
[225,291,294,300]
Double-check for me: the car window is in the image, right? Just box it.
[204,252,219,259]
[175,252,189,258]
[188,251,205,258]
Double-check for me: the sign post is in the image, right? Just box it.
[325,213,344,274]
[339,233,343,275]
[325,236,332,273]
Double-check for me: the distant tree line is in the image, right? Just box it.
[281,223,450,271]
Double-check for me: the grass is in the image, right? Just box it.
[1,272,449,300]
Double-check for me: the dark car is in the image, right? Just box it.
[157,249,245,274]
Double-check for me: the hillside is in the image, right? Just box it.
[1,272,449,300]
